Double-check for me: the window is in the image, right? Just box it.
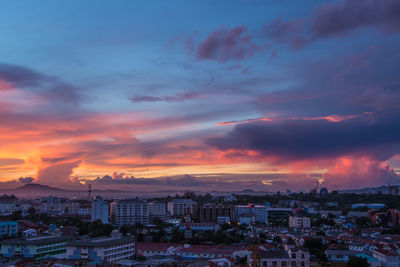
[301,253,304,259]
[292,254,296,259]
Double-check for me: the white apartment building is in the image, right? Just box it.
[167,199,196,217]
[66,235,135,263]
[148,201,169,222]
[110,199,149,226]
[235,204,268,224]
[92,197,110,224]
[289,216,311,229]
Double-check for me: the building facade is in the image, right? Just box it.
[235,204,268,224]
[91,197,110,224]
[1,235,72,259]
[0,221,18,238]
[167,199,196,217]
[196,203,235,222]
[0,195,18,216]
[110,199,149,226]
[148,201,169,222]
[289,216,311,229]
[66,236,135,263]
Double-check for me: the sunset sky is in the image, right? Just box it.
[0,0,399,192]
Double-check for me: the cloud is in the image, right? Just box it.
[18,177,35,184]
[89,173,206,187]
[310,0,400,39]
[129,93,199,103]
[36,160,81,186]
[196,26,261,62]
[207,113,400,162]
[322,156,399,189]
[263,17,306,49]
[265,0,400,50]
[0,62,80,104]
[0,158,24,167]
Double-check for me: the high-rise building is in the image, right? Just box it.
[148,201,169,222]
[0,195,18,216]
[167,199,196,217]
[91,197,110,224]
[196,203,235,222]
[110,199,149,226]
[235,204,268,224]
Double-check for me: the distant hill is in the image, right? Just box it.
[0,183,72,198]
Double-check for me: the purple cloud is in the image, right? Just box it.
[207,113,400,162]
[196,26,261,62]
[310,0,400,39]
[0,63,80,104]
[129,92,198,103]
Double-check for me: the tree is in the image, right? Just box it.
[171,228,184,243]
[119,224,131,236]
[355,217,370,227]
[27,207,36,215]
[273,236,282,245]
[347,256,369,267]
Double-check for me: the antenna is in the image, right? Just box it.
[88,184,92,200]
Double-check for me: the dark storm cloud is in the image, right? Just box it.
[207,113,400,162]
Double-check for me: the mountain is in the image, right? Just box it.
[0,183,72,198]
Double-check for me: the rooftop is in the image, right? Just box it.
[67,236,135,247]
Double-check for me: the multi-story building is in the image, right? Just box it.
[372,249,400,267]
[235,204,268,224]
[0,221,18,238]
[148,201,169,222]
[110,199,149,226]
[167,199,196,217]
[259,248,310,267]
[289,216,311,229]
[0,195,18,216]
[388,209,400,226]
[1,235,73,259]
[66,235,135,263]
[92,197,110,224]
[196,203,235,222]
[38,196,66,215]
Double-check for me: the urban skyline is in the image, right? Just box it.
[0,0,400,192]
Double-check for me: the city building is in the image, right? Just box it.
[372,249,400,267]
[196,203,235,222]
[235,204,268,224]
[289,216,311,229]
[1,235,73,259]
[110,199,149,226]
[91,197,110,224]
[148,201,169,222]
[258,248,310,267]
[38,196,66,216]
[0,221,18,238]
[0,195,18,216]
[66,235,135,263]
[167,199,196,217]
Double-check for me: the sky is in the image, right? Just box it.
[0,0,400,192]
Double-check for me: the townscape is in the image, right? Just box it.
[0,185,399,266]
